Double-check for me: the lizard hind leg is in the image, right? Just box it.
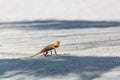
[44,51,48,57]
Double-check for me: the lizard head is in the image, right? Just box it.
[53,41,60,48]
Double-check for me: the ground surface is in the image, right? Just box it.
[0,21,120,80]
[0,0,120,80]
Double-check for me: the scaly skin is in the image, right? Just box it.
[30,41,60,57]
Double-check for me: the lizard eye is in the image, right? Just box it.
[55,46,58,47]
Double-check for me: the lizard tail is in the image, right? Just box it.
[30,51,42,58]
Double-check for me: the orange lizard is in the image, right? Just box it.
[30,41,60,57]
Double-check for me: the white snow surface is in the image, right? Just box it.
[0,0,120,80]
[0,0,120,22]
[0,21,120,80]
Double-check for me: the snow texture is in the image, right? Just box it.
[0,0,120,80]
